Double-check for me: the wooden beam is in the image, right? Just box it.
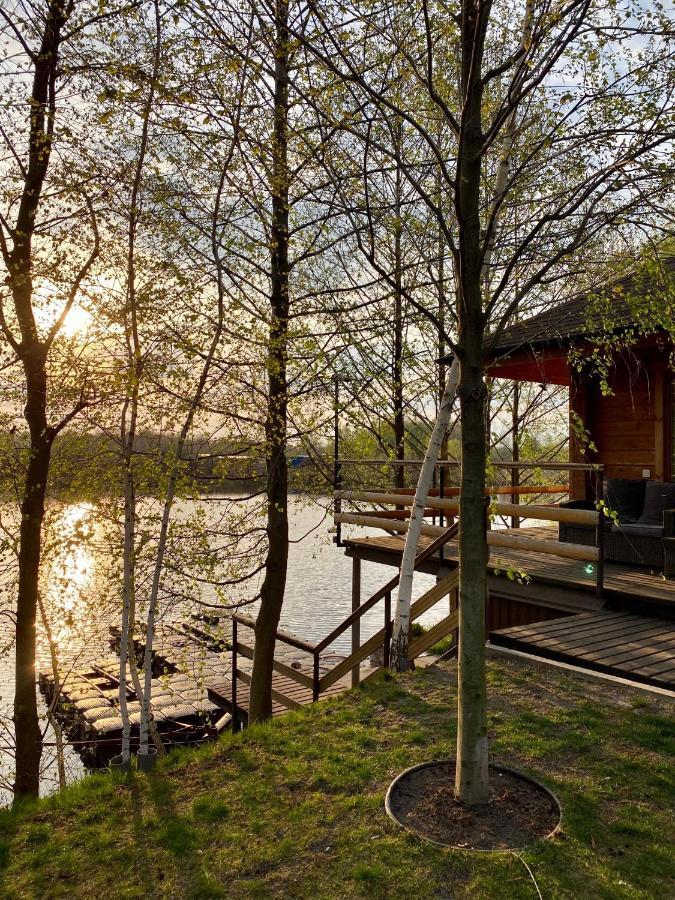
[488,531,599,562]
[336,491,598,525]
[334,513,598,562]
[389,485,569,496]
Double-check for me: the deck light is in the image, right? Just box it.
[585,563,594,574]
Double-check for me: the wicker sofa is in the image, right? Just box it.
[559,478,675,578]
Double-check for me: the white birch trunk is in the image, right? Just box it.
[390,357,459,669]
[119,443,136,763]
[138,211,228,755]
[37,592,66,789]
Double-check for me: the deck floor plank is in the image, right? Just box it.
[498,617,664,648]
[491,611,674,689]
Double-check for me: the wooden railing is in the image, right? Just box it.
[333,460,606,597]
[229,523,460,726]
[332,456,577,546]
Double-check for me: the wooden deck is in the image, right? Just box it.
[343,526,675,610]
[490,612,675,690]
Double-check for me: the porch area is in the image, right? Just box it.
[342,528,675,691]
[332,458,674,693]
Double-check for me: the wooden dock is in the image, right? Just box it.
[490,611,675,690]
[39,648,223,765]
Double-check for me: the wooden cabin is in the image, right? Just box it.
[486,261,675,500]
[332,261,674,693]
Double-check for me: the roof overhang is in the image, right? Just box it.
[486,346,570,385]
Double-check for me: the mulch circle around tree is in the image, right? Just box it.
[385,760,561,851]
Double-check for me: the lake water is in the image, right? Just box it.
[0,496,444,804]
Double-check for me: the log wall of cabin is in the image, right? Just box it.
[569,374,590,499]
[570,351,671,499]
[591,365,655,480]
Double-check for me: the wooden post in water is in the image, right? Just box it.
[351,557,361,687]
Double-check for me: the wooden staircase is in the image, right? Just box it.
[228,524,460,726]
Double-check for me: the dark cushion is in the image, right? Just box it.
[604,478,646,524]
[665,508,675,537]
[611,523,664,539]
[638,481,675,527]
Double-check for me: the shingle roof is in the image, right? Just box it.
[488,256,675,355]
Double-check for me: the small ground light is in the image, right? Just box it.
[585,564,595,574]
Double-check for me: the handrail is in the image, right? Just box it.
[231,523,460,723]
[335,512,599,563]
[314,522,458,654]
[232,638,315,689]
[231,613,319,727]
[335,490,600,525]
[319,570,459,691]
[338,458,603,472]
[233,611,317,654]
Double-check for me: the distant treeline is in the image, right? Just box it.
[0,427,566,502]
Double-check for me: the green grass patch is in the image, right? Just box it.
[0,656,673,898]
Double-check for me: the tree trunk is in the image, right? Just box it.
[4,0,69,803]
[37,591,66,790]
[454,343,489,804]
[248,0,290,723]
[511,382,520,528]
[392,153,405,490]
[14,362,52,800]
[452,0,491,806]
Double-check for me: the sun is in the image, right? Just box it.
[62,305,92,337]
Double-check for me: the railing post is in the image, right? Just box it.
[231,616,238,732]
[383,591,391,669]
[334,377,343,547]
[334,463,343,547]
[450,585,459,657]
[439,463,445,565]
[351,556,361,687]
[595,467,605,598]
[312,651,320,702]
[511,464,520,529]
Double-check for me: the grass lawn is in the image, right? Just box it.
[0,653,673,899]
